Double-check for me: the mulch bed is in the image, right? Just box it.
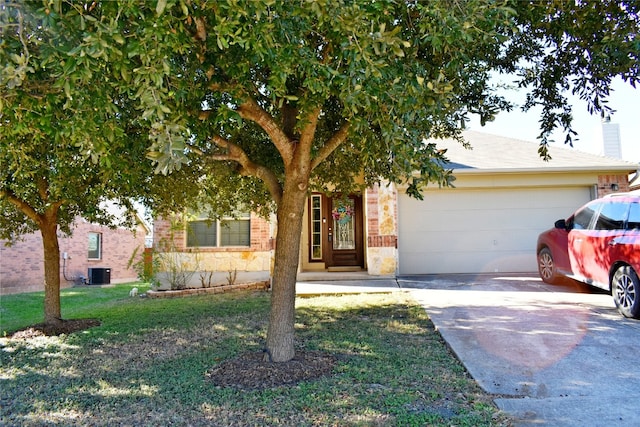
[206,350,339,390]
[7,318,102,339]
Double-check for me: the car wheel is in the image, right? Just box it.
[537,247,558,284]
[612,265,640,319]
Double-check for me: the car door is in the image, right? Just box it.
[588,201,629,287]
[570,201,629,289]
[610,201,640,274]
[568,202,601,282]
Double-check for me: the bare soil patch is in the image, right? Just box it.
[206,350,339,390]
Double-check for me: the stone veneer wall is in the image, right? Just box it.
[1,219,147,295]
[365,183,398,275]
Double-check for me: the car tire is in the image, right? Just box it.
[612,265,640,319]
[537,247,559,284]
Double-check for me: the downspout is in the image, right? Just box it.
[629,167,640,190]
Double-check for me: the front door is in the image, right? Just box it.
[308,194,364,268]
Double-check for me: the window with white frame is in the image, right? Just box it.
[186,212,250,247]
[88,232,102,259]
[310,195,322,260]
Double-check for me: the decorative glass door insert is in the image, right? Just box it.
[331,199,355,250]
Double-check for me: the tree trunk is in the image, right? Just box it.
[265,184,308,362]
[40,217,62,326]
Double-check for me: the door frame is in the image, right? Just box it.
[307,193,364,269]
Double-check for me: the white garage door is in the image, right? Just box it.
[397,186,592,275]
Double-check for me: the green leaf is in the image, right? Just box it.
[63,80,71,98]
[392,45,405,57]
[179,0,189,16]
[120,66,130,82]
[156,0,168,16]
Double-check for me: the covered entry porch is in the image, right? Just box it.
[299,184,398,276]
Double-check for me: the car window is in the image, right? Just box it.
[573,203,599,230]
[594,202,628,231]
[627,202,640,230]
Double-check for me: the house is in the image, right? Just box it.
[153,131,639,280]
[395,131,638,275]
[0,213,150,295]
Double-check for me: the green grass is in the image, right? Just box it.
[0,284,512,426]
[1,282,151,334]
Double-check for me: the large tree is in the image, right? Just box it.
[0,1,195,326]
[11,1,639,360]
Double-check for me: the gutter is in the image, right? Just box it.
[629,168,640,187]
[447,166,639,175]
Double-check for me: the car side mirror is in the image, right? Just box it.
[554,219,568,230]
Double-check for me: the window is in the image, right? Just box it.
[187,221,217,247]
[573,203,599,230]
[310,195,322,260]
[186,213,250,247]
[627,203,640,230]
[220,219,250,246]
[88,232,102,259]
[594,202,628,231]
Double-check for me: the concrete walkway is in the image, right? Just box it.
[296,272,400,295]
[296,273,640,426]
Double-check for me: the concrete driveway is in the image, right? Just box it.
[398,274,640,426]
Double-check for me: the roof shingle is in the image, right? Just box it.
[434,131,638,173]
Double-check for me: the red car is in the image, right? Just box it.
[537,194,640,318]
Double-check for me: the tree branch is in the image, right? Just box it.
[297,105,322,164]
[0,188,42,227]
[36,177,48,203]
[208,135,283,205]
[185,142,205,156]
[236,98,294,166]
[310,122,351,170]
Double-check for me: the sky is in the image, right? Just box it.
[468,77,640,164]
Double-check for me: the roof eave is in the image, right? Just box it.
[449,166,638,174]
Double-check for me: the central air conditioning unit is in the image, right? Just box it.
[88,268,111,285]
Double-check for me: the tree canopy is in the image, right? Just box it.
[2,0,638,358]
[0,1,190,324]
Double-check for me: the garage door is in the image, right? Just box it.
[397,186,592,275]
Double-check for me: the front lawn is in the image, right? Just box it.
[0,284,512,426]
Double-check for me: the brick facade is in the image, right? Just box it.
[153,213,273,253]
[152,213,274,279]
[597,174,630,197]
[1,218,147,295]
